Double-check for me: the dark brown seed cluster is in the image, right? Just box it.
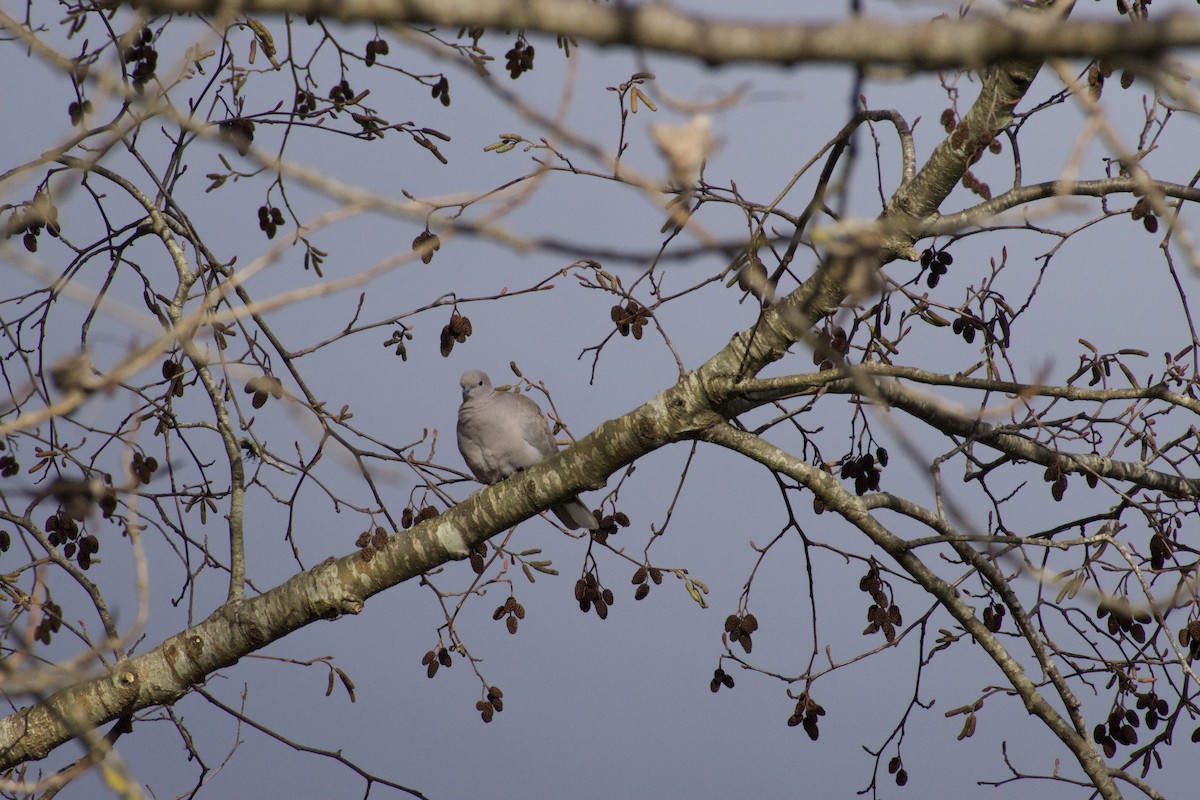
[162,359,186,398]
[244,374,284,409]
[1149,531,1173,570]
[131,451,159,484]
[294,89,318,116]
[887,756,909,786]
[364,37,389,66]
[1043,459,1069,502]
[354,526,390,562]
[919,247,953,289]
[121,27,157,90]
[949,313,982,345]
[430,76,451,107]
[1130,198,1160,234]
[505,39,535,79]
[257,205,285,239]
[860,564,902,643]
[98,491,117,520]
[47,510,100,570]
[412,230,441,264]
[468,541,487,575]
[590,510,629,544]
[439,311,472,357]
[1134,690,1170,731]
[34,600,63,645]
[0,453,18,478]
[724,612,759,654]
[400,504,440,530]
[68,99,93,125]
[328,78,354,105]
[4,191,61,253]
[421,646,453,679]
[218,118,255,156]
[1177,620,1200,660]
[492,596,526,635]
[982,601,1006,633]
[709,666,735,693]
[787,692,825,741]
[476,686,504,723]
[1094,705,1141,758]
[610,300,650,340]
[631,562,663,601]
[840,452,881,496]
[575,571,614,619]
[812,325,849,371]
[1097,596,1152,642]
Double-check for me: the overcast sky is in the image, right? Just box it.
[3,0,1200,798]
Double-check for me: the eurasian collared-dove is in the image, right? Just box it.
[457,370,599,530]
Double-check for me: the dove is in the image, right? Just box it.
[457,370,599,530]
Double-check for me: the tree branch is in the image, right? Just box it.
[122,0,1200,70]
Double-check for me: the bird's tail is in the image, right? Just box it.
[550,497,599,530]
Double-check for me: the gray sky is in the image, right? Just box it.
[3,0,1200,797]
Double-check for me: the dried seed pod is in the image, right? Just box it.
[449,312,472,338]
[803,717,819,741]
[412,230,441,264]
[1051,475,1067,501]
